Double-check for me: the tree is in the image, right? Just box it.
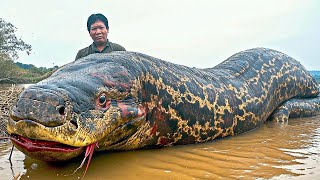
[0,18,32,60]
[0,58,23,83]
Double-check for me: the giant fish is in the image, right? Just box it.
[7,48,320,172]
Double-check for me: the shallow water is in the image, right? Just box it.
[0,116,320,180]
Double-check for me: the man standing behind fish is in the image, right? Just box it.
[75,13,126,60]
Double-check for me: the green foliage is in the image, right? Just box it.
[0,57,23,83]
[0,18,32,60]
[0,60,58,84]
[15,62,36,70]
[0,18,55,84]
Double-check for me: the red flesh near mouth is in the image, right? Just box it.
[10,134,82,152]
[72,142,98,178]
[11,134,97,177]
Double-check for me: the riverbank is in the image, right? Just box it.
[0,58,58,84]
[0,85,23,136]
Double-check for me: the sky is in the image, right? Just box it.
[0,0,319,70]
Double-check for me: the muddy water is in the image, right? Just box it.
[0,116,320,179]
[1,116,320,180]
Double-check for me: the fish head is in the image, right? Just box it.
[7,53,146,161]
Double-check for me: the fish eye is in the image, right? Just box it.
[99,95,107,105]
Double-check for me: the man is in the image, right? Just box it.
[75,13,126,60]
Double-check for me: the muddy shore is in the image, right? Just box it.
[0,85,23,137]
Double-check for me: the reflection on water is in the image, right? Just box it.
[0,116,319,179]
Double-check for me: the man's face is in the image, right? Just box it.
[89,20,108,45]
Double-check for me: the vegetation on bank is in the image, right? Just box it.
[0,18,58,84]
[0,59,58,84]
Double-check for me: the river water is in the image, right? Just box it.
[0,115,319,180]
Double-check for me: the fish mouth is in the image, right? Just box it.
[10,134,82,152]
[8,114,147,160]
[10,134,84,161]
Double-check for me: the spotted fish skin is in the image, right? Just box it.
[132,48,319,147]
[7,48,320,159]
[269,97,320,122]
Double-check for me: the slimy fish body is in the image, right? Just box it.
[7,48,320,162]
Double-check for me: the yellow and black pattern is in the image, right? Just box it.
[127,48,319,147]
[7,48,320,161]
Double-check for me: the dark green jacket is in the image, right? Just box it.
[75,40,126,60]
